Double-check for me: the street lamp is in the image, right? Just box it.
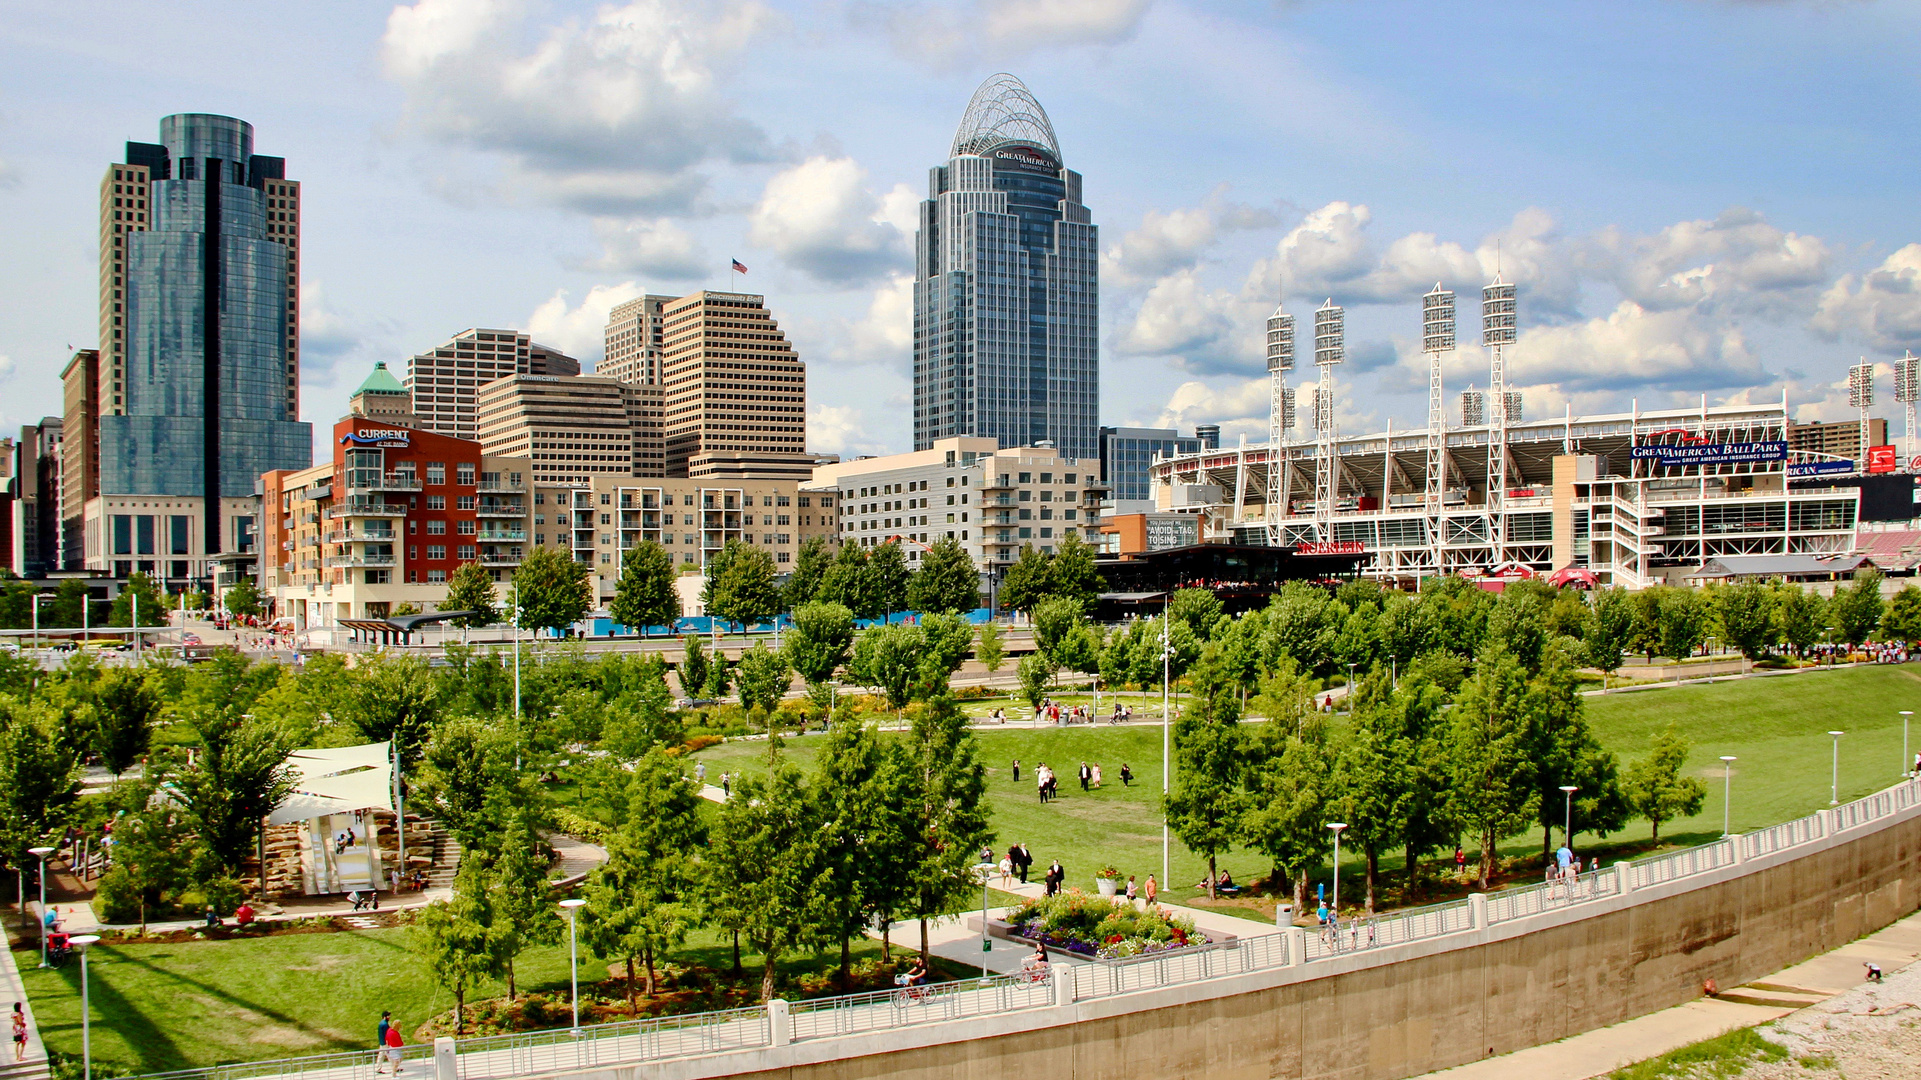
[71,934,101,1080]
[975,860,995,979]
[1825,627,1836,667]
[559,898,586,1031]
[512,598,523,771]
[1389,654,1397,691]
[1719,756,1737,836]
[1902,712,1914,779]
[1161,599,1172,892]
[1829,730,1845,805]
[1703,636,1716,683]
[29,846,53,968]
[1558,786,1578,847]
[31,594,49,653]
[1326,823,1348,917]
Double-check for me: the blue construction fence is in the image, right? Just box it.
[574,608,993,639]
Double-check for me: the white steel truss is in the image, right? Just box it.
[1422,284,1454,576]
[1313,299,1345,543]
[1482,277,1516,565]
[1895,352,1918,462]
[1265,301,1295,545]
[1849,359,1874,469]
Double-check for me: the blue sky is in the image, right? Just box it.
[2,0,1919,461]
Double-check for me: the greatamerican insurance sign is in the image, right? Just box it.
[1630,440,1787,467]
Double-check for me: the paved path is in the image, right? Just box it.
[1412,909,1921,1080]
[0,914,50,1080]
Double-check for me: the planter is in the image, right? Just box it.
[1096,878,1118,897]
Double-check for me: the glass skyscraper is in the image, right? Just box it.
[97,114,312,550]
[913,74,1098,461]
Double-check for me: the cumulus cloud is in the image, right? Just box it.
[1103,186,1282,284]
[297,282,371,386]
[808,402,892,458]
[855,0,1152,66]
[1152,377,1270,436]
[578,217,706,279]
[1502,300,1772,397]
[1811,244,1921,353]
[381,0,774,214]
[1588,207,1831,315]
[524,282,645,366]
[1117,268,1250,373]
[748,157,912,285]
[844,273,915,365]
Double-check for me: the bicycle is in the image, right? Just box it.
[891,976,935,1008]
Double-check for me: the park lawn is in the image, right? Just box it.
[18,924,939,1075]
[693,664,1921,915]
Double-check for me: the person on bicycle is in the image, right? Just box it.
[903,959,929,986]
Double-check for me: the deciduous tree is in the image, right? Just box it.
[1165,643,1244,897]
[907,537,981,614]
[510,547,593,634]
[442,561,500,629]
[414,858,507,1033]
[610,541,680,635]
[1623,722,1706,842]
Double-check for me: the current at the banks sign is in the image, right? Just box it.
[1295,541,1365,555]
[1629,440,1787,467]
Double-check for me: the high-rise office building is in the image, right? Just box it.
[59,349,99,569]
[1100,426,1203,510]
[91,114,313,568]
[602,294,675,385]
[476,374,666,486]
[913,73,1099,461]
[13,417,63,576]
[659,291,813,480]
[404,328,581,440]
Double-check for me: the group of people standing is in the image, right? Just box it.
[1015,759,1132,803]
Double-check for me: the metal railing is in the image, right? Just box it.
[1486,869,1623,925]
[788,972,1051,1041]
[455,1006,770,1080]
[1743,813,1822,859]
[130,1042,438,1080]
[1627,838,1739,889]
[1074,937,1280,999]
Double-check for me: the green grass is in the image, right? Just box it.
[695,665,1921,912]
[1605,1024,1790,1079]
[18,926,932,1074]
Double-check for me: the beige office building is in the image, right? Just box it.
[476,374,666,486]
[602,294,674,385]
[405,328,581,440]
[658,291,814,479]
[59,349,100,569]
[1789,417,1889,464]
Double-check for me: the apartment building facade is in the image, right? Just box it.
[476,374,665,486]
[405,328,580,440]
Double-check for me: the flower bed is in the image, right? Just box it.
[1007,892,1209,960]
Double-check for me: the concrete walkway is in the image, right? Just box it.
[0,916,50,1080]
[1412,909,1921,1080]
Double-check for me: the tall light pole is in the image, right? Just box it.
[32,594,48,653]
[559,897,586,1031]
[72,934,100,1080]
[1558,786,1578,847]
[1326,822,1348,916]
[1346,662,1357,705]
[1902,712,1913,779]
[975,860,995,979]
[512,597,523,771]
[1161,601,1171,892]
[1829,730,1845,805]
[29,846,54,968]
[1719,756,1737,836]
[1703,636,1715,683]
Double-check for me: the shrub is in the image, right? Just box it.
[1008,893,1203,958]
[552,807,610,845]
[93,866,143,924]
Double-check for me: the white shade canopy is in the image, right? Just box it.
[267,742,396,826]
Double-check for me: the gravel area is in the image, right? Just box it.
[1739,961,1921,1079]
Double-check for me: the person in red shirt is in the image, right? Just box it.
[234,901,255,926]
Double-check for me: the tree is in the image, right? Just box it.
[1031,599,1086,670]
[815,543,875,619]
[1623,723,1706,842]
[583,750,705,1004]
[678,637,710,700]
[786,602,855,709]
[1328,670,1409,911]
[601,657,677,760]
[491,810,561,999]
[736,643,793,718]
[223,577,264,619]
[703,540,780,631]
[414,858,507,1033]
[975,621,1005,674]
[906,537,981,614]
[784,536,833,610]
[864,542,911,620]
[849,623,923,712]
[1015,652,1054,711]
[609,541,680,636]
[996,545,1052,616]
[0,699,84,877]
[1829,567,1886,645]
[98,781,188,933]
[1654,586,1709,661]
[1240,661,1330,912]
[1882,584,1921,643]
[1049,533,1105,608]
[443,561,501,629]
[94,669,161,781]
[167,708,295,879]
[900,696,991,965]
[1710,582,1776,660]
[511,546,593,634]
[1444,648,1542,887]
[1526,645,1628,853]
[1771,582,1824,658]
[109,571,168,627]
[416,715,525,847]
[1165,643,1244,897]
[706,764,822,1000]
[344,652,440,765]
[810,718,891,984]
[1262,583,1339,675]
[916,613,978,697]
[1586,587,1636,682]
[1168,588,1224,641]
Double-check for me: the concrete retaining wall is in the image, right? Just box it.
[544,799,1921,1080]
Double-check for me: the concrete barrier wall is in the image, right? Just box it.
[555,800,1921,1080]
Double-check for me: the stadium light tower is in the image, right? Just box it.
[1265,299,1297,546]
[1422,284,1455,578]
[1482,276,1517,563]
[1849,359,1875,471]
[1894,351,1919,464]
[1313,299,1345,542]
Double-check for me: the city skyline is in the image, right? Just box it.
[3,2,1921,467]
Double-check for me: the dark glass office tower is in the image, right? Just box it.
[97,114,312,553]
[913,74,1098,461]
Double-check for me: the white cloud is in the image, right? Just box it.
[855,0,1152,66]
[297,281,368,386]
[1589,207,1831,315]
[1117,268,1249,372]
[982,0,1153,47]
[808,402,891,458]
[747,156,910,284]
[1811,244,1921,353]
[1503,300,1771,397]
[579,217,706,279]
[523,282,645,366]
[0,354,14,382]
[381,0,774,214]
[1248,200,1484,306]
[1152,377,1270,435]
[845,273,915,365]
[1102,187,1281,284]
[0,157,17,188]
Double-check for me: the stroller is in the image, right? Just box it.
[45,931,72,965]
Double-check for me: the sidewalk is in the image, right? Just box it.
[1412,909,1921,1080]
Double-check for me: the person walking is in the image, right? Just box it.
[1119,763,1133,787]
[1037,765,1049,804]
[11,1003,26,1063]
[694,762,707,784]
[1012,758,1021,783]
[1078,761,1091,792]
[1092,763,1103,788]
[1013,842,1032,884]
[383,1024,405,1075]
[1144,874,1158,906]
[720,772,731,798]
[998,852,1014,888]
[1125,875,1138,905]
[375,1012,393,1073]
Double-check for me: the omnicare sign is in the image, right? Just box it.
[341,429,411,447]
[1630,440,1786,466]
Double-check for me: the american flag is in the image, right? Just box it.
[731,259,748,274]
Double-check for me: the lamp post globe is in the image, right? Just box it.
[559,898,587,1031]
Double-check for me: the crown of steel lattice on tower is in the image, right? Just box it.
[1849,361,1875,409]
[1482,277,1516,347]
[1314,299,1344,365]
[1266,303,1295,372]
[1893,352,1920,404]
[1423,284,1456,354]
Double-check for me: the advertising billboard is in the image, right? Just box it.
[1867,444,1899,474]
[1629,440,1787,467]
